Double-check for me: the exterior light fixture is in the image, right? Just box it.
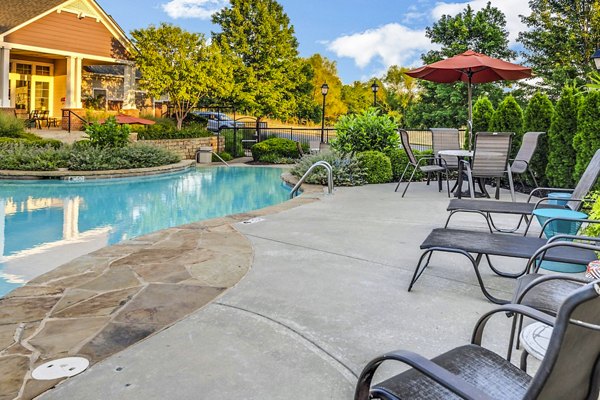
[320,83,329,143]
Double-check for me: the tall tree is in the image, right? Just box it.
[490,95,524,157]
[131,23,232,130]
[519,0,600,97]
[523,92,554,185]
[212,0,304,120]
[383,65,418,124]
[406,2,513,129]
[341,81,374,115]
[306,54,347,123]
[573,90,600,180]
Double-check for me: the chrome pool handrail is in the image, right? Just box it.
[290,161,333,198]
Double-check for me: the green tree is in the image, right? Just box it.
[383,65,418,124]
[523,92,554,185]
[490,95,524,157]
[573,90,600,180]
[332,108,399,156]
[519,0,600,97]
[212,0,304,120]
[407,3,515,129]
[546,85,580,188]
[131,23,232,130]
[341,81,373,115]
[471,96,495,147]
[306,54,347,123]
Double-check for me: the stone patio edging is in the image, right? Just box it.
[0,171,324,400]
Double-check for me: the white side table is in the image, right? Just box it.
[519,322,553,370]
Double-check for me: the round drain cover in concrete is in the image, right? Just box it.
[32,357,90,380]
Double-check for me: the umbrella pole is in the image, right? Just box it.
[467,73,473,150]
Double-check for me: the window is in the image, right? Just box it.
[36,66,51,76]
[16,63,32,75]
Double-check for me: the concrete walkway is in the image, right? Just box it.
[40,183,538,399]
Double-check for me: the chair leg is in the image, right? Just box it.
[401,167,418,198]
[520,350,529,372]
[445,170,450,197]
[394,164,411,192]
[507,165,516,202]
[528,168,538,188]
[465,167,475,198]
[495,178,501,199]
[408,250,435,291]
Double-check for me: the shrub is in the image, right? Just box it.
[0,143,69,170]
[331,107,399,155]
[584,192,600,237]
[138,120,213,140]
[0,137,63,149]
[546,85,580,188]
[523,92,554,186]
[212,152,233,162]
[471,96,494,149]
[0,113,27,138]
[291,152,367,186]
[224,129,245,157]
[385,148,434,181]
[490,95,523,157]
[85,116,130,148]
[356,151,392,184]
[68,144,180,171]
[251,138,300,162]
[573,90,600,181]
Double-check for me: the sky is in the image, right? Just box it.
[98,0,532,84]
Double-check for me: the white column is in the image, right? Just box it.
[74,57,82,109]
[122,64,136,110]
[0,47,10,108]
[65,56,76,108]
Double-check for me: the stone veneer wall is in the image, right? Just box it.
[140,136,224,159]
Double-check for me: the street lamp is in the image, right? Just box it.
[592,49,600,71]
[320,83,329,143]
[371,81,379,107]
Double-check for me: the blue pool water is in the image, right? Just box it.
[0,166,290,296]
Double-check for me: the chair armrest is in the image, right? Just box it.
[538,217,600,238]
[354,350,495,400]
[524,240,600,273]
[416,156,448,168]
[515,274,590,305]
[472,304,555,345]
[533,197,584,210]
[527,187,574,203]
[548,234,600,244]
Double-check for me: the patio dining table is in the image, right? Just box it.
[438,149,474,199]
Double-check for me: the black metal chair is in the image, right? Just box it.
[355,280,600,400]
[447,149,600,233]
[463,131,515,201]
[511,132,545,189]
[394,129,450,198]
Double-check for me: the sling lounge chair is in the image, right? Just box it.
[408,218,600,304]
[355,281,600,400]
[394,129,450,198]
[446,148,600,232]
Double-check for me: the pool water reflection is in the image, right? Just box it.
[0,166,290,295]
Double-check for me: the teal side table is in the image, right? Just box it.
[533,208,588,273]
[547,192,572,206]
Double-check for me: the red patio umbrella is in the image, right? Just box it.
[99,114,156,125]
[405,50,532,147]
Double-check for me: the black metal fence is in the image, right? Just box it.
[216,126,466,157]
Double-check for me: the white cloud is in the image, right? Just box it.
[432,0,531,43]
[327,23,437,71]
[161,0,228,19]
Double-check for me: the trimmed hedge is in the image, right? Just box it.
[523,92,554,186]
[251,137,300,162]
[386,148,434,181]
[490,95,523,157]
[0,143,69,171]
[357,151,392,184]
[573,91,600,181]
[471,96,494,149]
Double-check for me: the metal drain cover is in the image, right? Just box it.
[242,217,264,224]
[32,357,89,380]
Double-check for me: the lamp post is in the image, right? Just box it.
[371,81,379,107]
[592,49,600,71]
[320,83,329,143]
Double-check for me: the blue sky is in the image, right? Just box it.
[99,0,530,84]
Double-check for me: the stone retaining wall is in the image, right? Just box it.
[141,136,224,159]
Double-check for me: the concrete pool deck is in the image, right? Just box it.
[28,181,550,399]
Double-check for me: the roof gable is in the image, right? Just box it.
[0,0,67,34]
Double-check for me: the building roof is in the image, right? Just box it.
[0,0,67,34]
[84,65,142,78]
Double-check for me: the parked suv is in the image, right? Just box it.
[189,111,243,132]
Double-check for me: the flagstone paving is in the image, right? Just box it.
[0,179,320,400]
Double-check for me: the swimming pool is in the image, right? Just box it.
[0,166,291,296]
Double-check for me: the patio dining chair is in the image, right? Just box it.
[511,132,545,188]
[355,280,600,400]
[431,128,460,171]
[394,129,450,198]
[463,131,515,201]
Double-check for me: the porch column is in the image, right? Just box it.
[65,56,83,109]
[122,64,136,110]
[0,47,10,108]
